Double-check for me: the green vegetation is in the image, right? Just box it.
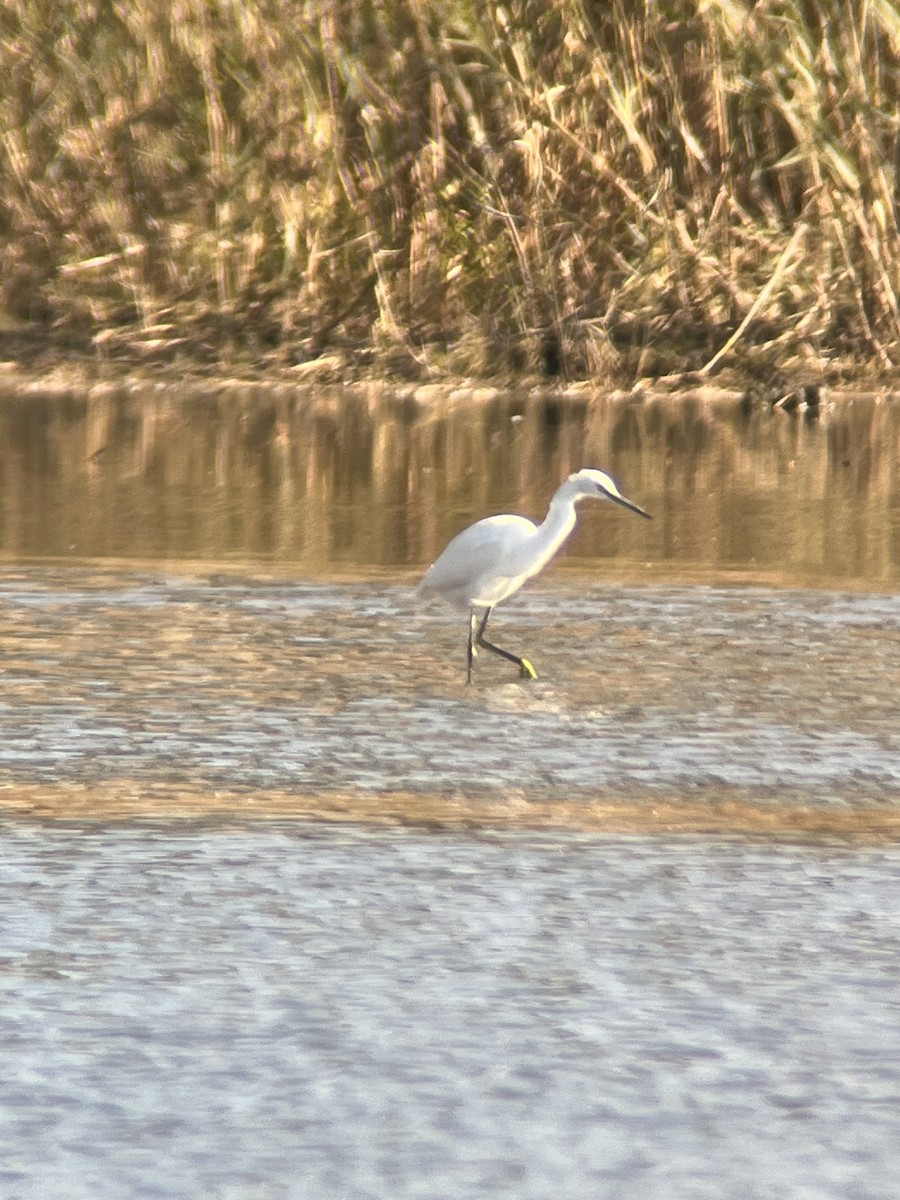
[2,0,900,379]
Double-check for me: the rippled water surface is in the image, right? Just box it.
[2,383,899,1197]
[1,567,897,827]
[3,823,900,1200]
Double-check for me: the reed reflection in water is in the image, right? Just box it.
[1,382,898,585]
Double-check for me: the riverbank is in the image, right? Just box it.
[3,328,899,415]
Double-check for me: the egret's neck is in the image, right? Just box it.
[536,491,579,558]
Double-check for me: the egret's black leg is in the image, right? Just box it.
[467,609,478,684]
[474,608,537,680]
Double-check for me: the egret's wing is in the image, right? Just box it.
[417,515,536,607]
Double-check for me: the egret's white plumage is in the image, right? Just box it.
[417,468,651,681]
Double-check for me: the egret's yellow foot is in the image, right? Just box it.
[519,659,538,680]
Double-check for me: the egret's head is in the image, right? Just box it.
[568,468,651,519]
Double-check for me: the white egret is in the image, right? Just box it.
[417,468,651,682]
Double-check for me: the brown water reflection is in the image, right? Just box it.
[2,381,898,584]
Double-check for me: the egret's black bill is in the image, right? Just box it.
[612,494,652,520]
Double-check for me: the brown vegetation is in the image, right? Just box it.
[2,0,900,379]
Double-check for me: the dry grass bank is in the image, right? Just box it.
[2,0,900,381]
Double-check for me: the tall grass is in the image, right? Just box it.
[2,0,899,378]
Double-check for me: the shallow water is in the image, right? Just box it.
[2,823,900,1200]
[1,567,898,826]
[2,381,899,584]
[2,383,899,1198]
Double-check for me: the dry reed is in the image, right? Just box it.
[1,0,899,379]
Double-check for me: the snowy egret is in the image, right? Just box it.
[417,468,651,682]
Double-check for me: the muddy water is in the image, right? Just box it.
[1,383,899,1197]
[1,380,898,583]
[2,381,895,822]
[0,567,898,827]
